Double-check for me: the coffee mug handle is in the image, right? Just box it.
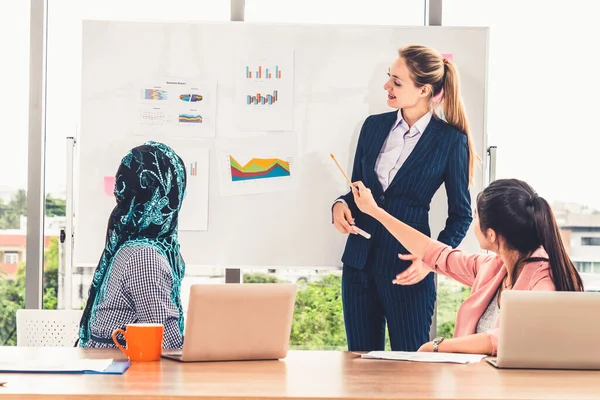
[112,328,128,357]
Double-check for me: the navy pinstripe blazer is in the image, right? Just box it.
[339,111,472,272]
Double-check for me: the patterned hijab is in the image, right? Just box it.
[78,141,187,346]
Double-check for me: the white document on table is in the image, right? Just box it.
[0,358,113,372]
[361,351,487,364]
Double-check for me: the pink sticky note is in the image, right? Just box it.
[441,53,453,62]
[104,176,116,196]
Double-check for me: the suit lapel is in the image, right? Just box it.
[386,116,444,192]
[366,111,397,194]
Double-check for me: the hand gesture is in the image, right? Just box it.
[393,254,431,285]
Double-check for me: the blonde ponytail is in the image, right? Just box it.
[442,60,477,187]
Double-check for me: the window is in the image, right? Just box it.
[574,262,600,275]
[444,0,598,209]
[0,0,30,346]
[3,252,19,265]
[436,276,471,338]
[582,237,600,246]
[245,0,426,26]
[242,268,349,350]
[575,262,593,274]
[45,0,230,310]
[441,0,600,325]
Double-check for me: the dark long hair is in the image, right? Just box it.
[476,179,583,291]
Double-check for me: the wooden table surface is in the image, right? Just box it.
[0,347,599,399]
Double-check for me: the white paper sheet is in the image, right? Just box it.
[166,145,210,232]
[0,358,113,372]
[361,351,487,364]
[234,50,294,131]
[137,78,217,138]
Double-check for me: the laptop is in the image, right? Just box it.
[162,283,297,362]
[486,290,600,369]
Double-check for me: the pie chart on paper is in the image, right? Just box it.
[179,94,203,102]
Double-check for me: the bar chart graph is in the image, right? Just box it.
[246,90,278,106]
[236,51,293,130]
[245,65,282,79]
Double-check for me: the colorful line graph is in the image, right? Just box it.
[189,162,197,176]
[178,114,202,123]
[179,94,203,102]
[140,109,166,124]
[144,89,168,100]
[246,90,278,105]
[245,65,282,79]
[229,155,291,181]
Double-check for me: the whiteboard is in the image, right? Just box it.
[76,20,489,268]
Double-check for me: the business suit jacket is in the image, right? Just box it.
[339,111,473,277]
[423,241,554,355]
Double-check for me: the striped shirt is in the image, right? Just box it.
[83,245,183,349]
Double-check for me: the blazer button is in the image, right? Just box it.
[380,195,385,202]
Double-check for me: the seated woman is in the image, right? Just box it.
[77,141,187,349]
[351,178,583,355]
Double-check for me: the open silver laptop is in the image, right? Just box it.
[163,283,297,362]
[486,290,600,369]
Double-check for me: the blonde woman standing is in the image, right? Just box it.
[332,45,475,351]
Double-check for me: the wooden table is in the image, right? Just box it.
[0,347,599,399]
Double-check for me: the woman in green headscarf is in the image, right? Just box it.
[78,141,187,349]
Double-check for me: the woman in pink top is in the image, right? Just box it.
[351,178,583,355]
